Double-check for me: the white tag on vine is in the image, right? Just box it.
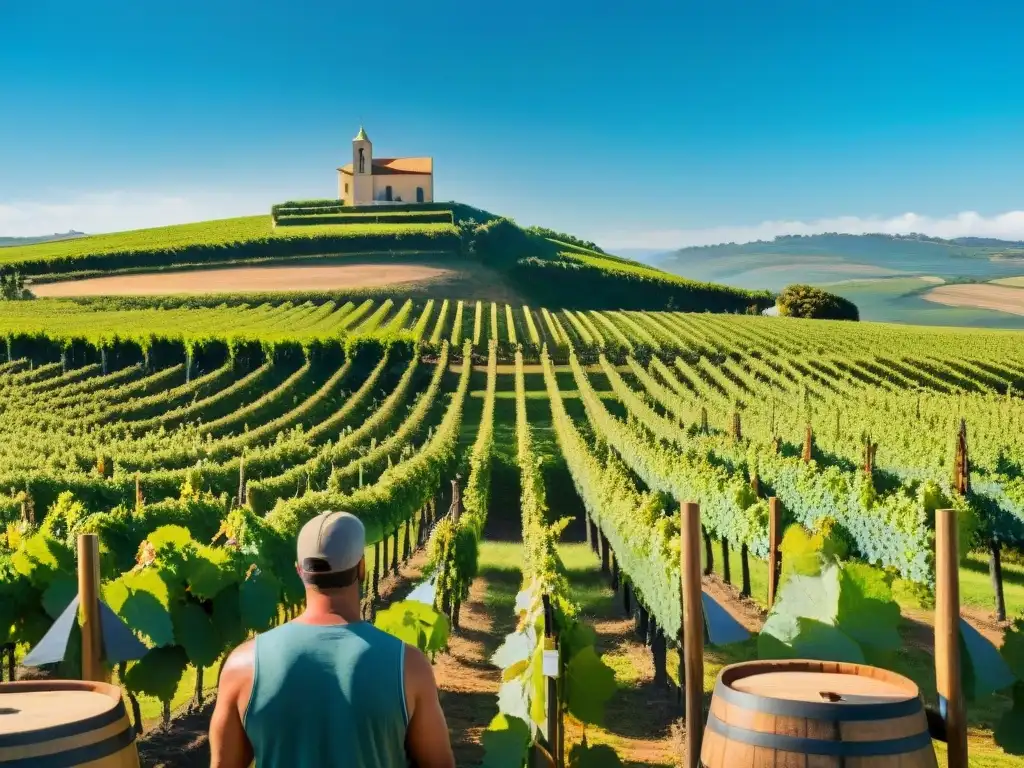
[542,650,559,678]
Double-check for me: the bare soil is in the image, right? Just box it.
[924,283,1024,316]
[35,263,454,297]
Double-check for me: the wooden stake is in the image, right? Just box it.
[78,534,105,682]
[990,538,1007,622]
[740,543,751,597]
[681,502,704,767]
[936,508,967,768]
[702,526,713,576]
[720,537,731,585]
[802,424,813,463]
[767,497,782,608]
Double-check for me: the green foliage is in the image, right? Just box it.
[123,645,189,703]
[568,743,626,768]
[778,284,860,321]
[171,602,221,668]
[374,600,450,657]
[565,645,617,725]
[481,713,531,768]
[759,552,902,664]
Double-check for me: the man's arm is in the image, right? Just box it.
[209,640,256,768]
[404,645,455,768]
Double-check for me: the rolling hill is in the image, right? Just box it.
[654,232,1024,327]
[0,201,772,313]
[657,233,1024,289]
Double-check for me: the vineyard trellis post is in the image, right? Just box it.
[802,423,813,463]
[78,533,106,683]
[702,526,713,576]
[768,497,782,607]
[540,593,563,768]
[372,541,381,599]
[681,502,704,767]
[720,537,731,585]
[739,543,751,597]
[936,507,968,768]
[584,510,592,549]
[610,551,619,592]
[391,527,399,575]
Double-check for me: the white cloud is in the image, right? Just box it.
[595,210,1024,251]
[0,190,272,237]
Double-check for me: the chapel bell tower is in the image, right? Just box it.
[351,126,373,205]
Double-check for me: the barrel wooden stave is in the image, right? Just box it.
[0,680,139,768]
[700,660,937,768]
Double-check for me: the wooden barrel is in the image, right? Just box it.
[0,680,139,767]
[700,660,937,767]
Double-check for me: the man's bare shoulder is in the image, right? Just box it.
[403,644,437,690]
[219,639,256,690]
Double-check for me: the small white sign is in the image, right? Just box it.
[542,649,560,678]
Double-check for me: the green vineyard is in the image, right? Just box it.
[2,297,1024,763]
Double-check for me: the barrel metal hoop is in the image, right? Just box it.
[706,713,932,757]
[0,698,127,748]
[0,725,134,768]
[713,680,922,721]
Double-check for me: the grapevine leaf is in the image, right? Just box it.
[239,572,280,633]
[211,584,246,649]
[12,534,73,588]
[568,742,626,768]
[758,566,840,659]
[502,658,530,682]
[171,602,221,668]
[185,546,235,601]
[960,617,1015,699]
[836,563,900,652]
[481,713,531,768]
[560,621,597,662]
[529,644,546,727]
[496,679,530,724]
[565,646,617,726]
[120,570,174,647]
[1000,616,1024,680]
[42,576,77,620]
[148,525,193,552]
[491,629,533,669]
[123,645,188,703]
[789,618,864,663]
[102,577,131,615]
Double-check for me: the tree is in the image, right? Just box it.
[0,269,33,301]
[777,284,858,321]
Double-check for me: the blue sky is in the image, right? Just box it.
[3,0,1024,248]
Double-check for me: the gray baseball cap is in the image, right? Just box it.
[296,511,366,587]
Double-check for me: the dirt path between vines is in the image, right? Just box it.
[34,263,453,297]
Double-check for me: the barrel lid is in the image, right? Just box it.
[720,660,920,706]
[0,680,122,736]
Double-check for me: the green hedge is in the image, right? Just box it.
[12,223,460,276]
[276,211,454,226]
[271,201,498,225]
[778,284,860,321]
[510,256,774,312]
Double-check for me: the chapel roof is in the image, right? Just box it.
[337,157,433,175]
[354,126,370,142]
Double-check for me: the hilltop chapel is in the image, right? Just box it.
[337,127,434,205]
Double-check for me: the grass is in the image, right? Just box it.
[1,215,459,273]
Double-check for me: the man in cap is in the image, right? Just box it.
[210,511,455,767]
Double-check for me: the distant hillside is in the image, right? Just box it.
[657,232,1024,291]
[0,203,771,313]
[0,231,85,248]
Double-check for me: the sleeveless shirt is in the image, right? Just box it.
[243,621,409,767]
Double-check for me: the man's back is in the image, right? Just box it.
[243,621,408,767]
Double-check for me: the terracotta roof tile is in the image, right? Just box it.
[337,157,432,175]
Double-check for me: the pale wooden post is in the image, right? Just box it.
[681,502,704,767]
[936,508,967,768]
[767,497,782,608]
[78,534,106,682]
